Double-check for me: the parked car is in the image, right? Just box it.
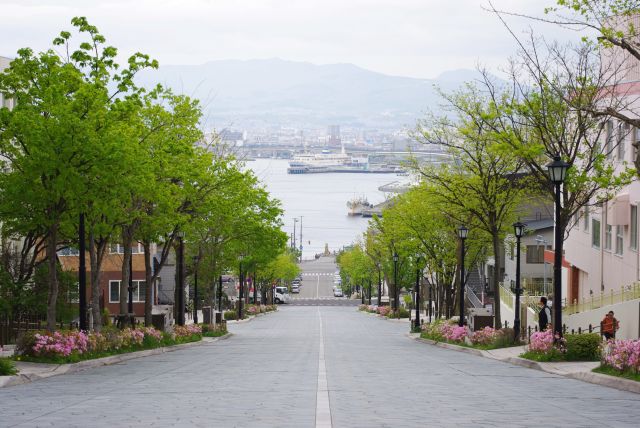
[333,288,343,297]
[274,286,291,304]
[292,279,301,287]
[291,284,300,294]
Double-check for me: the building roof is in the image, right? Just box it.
[524,218,554,231]
[58,253,147,273]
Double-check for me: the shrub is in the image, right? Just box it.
[247,306,258,315]
[441,324,468,343]
[565,333,601,361]
[470,327,499,346]
[224,310,238,320]
[201,323,228,337]
[102,308,112,327]
[358,304,367,311]
[493,328,519,348]
[0,357,17,376]
[602,339,640,373]
[522,328,566,362]
[377,306,390,316]
[528,329,555,353]
[388,307,410,319]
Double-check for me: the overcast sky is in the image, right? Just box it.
[0,0,578,79]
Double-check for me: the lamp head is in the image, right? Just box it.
[546,154,570,185]
[513,221,527,239]
[393,252,399,262]
[457,225,469,240]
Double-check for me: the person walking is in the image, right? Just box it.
[538,296,552,331]
[601,311,620,340]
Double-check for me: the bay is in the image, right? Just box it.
[248,158,397,259]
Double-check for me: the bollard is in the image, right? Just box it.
[563,324,567,335]
[571,329,575,335]
[589,324,592,333]
[578,327,582,335]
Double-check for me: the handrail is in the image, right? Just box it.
[563,282,640,315]
[466,285,483,308]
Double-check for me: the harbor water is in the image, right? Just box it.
[248,158,398,259]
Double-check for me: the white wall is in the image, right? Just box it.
[564,298,640,339]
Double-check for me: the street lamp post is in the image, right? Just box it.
[414,257,421,331]
[192,255,199,324]
[238,253,245,320]
[457,225,468,327]
[377,266,382,307]
[218,275,223,313]
[513,221,527,340]
[128,252,134,327]
[78,213,87,331]
[176,231,186,326]
[393,252,399,312]
[428,280,433,324]
[546,154,570,338]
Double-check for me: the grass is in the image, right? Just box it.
[593,365,640,382]
[0,357,18,376]
[520,349,566,362]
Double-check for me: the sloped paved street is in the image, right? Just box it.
[1,307,640,427]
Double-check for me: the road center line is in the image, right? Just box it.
[315,308,332,428]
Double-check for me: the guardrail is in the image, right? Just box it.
[466,285,483,308]
[498,283,513,310]
[564,283,640,315]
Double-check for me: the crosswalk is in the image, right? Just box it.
[301,273,337,276]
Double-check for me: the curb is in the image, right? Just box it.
[226,309,278,324]
[0,333,232,389]
[408,334,640,395]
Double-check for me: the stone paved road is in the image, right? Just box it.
[1,307,639,427]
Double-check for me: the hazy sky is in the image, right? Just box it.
[0,0,577,78]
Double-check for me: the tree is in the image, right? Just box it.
[411,85,528,327]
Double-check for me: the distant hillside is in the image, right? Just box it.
[135,58,492,130]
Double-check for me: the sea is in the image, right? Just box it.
[247,158,399,259]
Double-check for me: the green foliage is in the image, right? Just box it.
[201,323,228,337]
[520,349,566,362]
[224,310,238,321]
[593,365,640,383]
[0,357,18,376]
[565,333,601,361]
[388,307,410,319]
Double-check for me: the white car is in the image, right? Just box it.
[274,286,291,304]
[333,288,343,297]
[291,284,300,294]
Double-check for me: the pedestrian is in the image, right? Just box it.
[538,296,552,331]
[601,311,620,340]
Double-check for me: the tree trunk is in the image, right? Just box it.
[492,232,502,329]
[143,241,153,327]
[88,230,103,331]
[120,228,133,319]
[46,223,59,331]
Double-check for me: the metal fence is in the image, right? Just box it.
[564,283,640,315]
[0,313,79,347]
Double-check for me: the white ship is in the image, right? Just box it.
[346,196,373,216]
[289,146,351,169]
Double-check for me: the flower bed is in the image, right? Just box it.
[0,357,17,376]
[520,329,600,362]
[201,323,228,338]
[598,338,640,381]
[14,326,202,364]
[421,322,519,350]
[377,306,391,316]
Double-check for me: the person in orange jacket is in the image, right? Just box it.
[601,311,620,340]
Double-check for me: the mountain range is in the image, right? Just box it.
[135,58,488,130]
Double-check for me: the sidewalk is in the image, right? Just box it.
[409,334,640,394]
[0,334,231,388]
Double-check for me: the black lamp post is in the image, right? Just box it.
[78,213,87,331]
[176,231,185,326]
[217,275,223,313]
[428,278,433,324]
[192,255,199,324]
[238,253,245,320]
[393,252,399,312]
[546,154,570,338]
[377,266,382,306]
[513,221,527,340]
[414,257,421,331]
[128,249,134,328]
[457,225,468,327]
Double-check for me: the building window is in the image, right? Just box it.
[606,120,614,158]
[619,123,629,160]
[615,225,623,255]
[605,223,612,250]
[592,219,601,248]
[108,280,145,303]
[109,243,143,254]
[583,208,589,232]
[526,245,545,264]
[109,281,120,303]
[631,205,638,251]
